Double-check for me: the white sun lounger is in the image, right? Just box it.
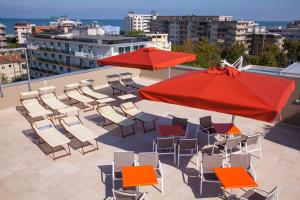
[120,102,157,132]
[60,116,105,154]
[20,91,53,122]
[64,83,95,112]
[97,105,136,137]
[31,119,71,160]
[79,80,116,106]
[39,86,79,117]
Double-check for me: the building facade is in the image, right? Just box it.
[26,33,151,78]
[150,15,233,45]
[124,11,158,33]
[0,23,7,49]
[15,23,35,46]
[0,54,27,83]
[251,33,284,55]
[144,33,171,50]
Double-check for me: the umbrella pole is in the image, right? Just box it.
[231,115,236,123]
[168,68,171,78]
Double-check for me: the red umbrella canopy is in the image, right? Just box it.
[139,67,295,122]
[97,47,196,70]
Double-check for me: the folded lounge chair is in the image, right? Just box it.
[97,105,136,137]
[64,83,95,112]
[59,115,103,154]
[20,91,53,122]
[39,86,79,117]
[120,102,157,132]
[107,74,135,95]
[119,72,145,89]
[31,119,71,160]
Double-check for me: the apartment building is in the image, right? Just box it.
[15,23,35,46]
[143,33,171,50]
[26,32,151,78]
[150,15,234,45]
[0,23,7,49]
[225,20,266,54]
[0,53,27,83]
[124,11,158,33]
[251,33,284,55]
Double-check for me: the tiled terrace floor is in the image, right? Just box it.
[0,79,300,200]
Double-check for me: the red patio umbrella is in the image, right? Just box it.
[97,47,196,77]
[139,66,295,122]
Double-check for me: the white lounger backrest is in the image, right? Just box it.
[38,86,56,95]
[20,91,39,101]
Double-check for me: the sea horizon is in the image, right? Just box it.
[0,17,290,35]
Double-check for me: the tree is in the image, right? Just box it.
[0,73,9,84]
[221,43,246,64]
[259,51,277,67]
[126,30,144,37]
[284,40,300,63]
[172,38,221,68]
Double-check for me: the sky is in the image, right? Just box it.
[0,0,299,21]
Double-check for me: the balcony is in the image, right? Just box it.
[0,66,299,199]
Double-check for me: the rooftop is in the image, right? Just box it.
[29,33,150,45]
[0,66,300,200]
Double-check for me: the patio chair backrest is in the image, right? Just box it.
[172,117,188,131]
[114,151,135,172]
[156,137,175,149]
[112,189,138,200]
[266,186,278,200]
[138,152,159,168]
[246,133,260,146]
[179,138,197,150]
[202,153,223,173]
[225,137,240,150]
[230,154,251,170]
[200,116,213,128]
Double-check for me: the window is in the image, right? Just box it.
[59,67,64,72]
[22,64,26,69]
[125,46,130,52]
[45,63,49,68]
[79,45,83,52]
[51,54,55,58]
[52,65,56,70]
[118,47,125,54]
[57,43,61,48]
[133,46,139,50]
[44,52,47,57]
[8,65,11,68]
[58,55,62,60]
[2,66,4,69]
[139,45,144,49]
[67,68,71,73]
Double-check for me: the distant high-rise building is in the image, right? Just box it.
[0,23,7,49]
[15,23,35,46]
[124,11,158,34]
[150,15,233,45]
